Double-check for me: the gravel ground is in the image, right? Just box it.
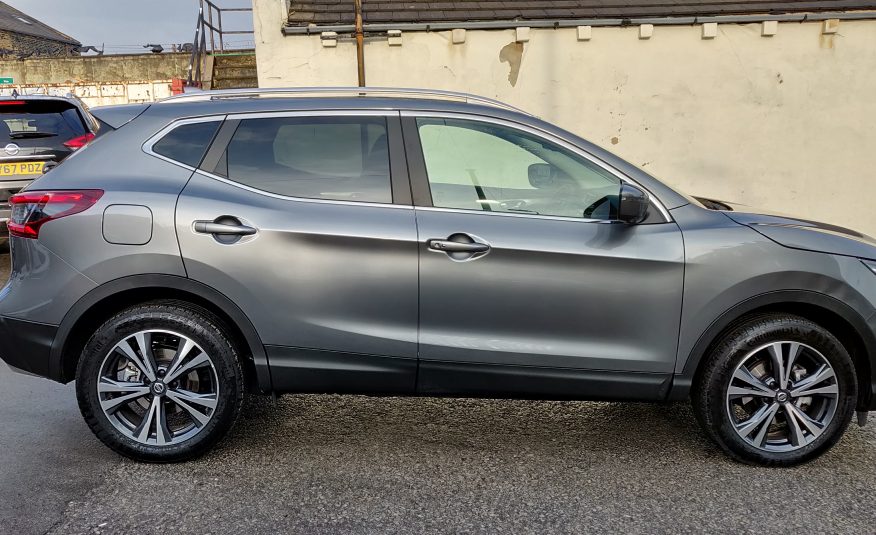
[2,250,876,534]
[49,397,876,534]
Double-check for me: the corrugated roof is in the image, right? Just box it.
[0,1,79,45]
[288,0,876,26]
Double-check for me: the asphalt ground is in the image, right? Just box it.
[1,248,876,534]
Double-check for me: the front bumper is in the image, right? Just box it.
[0,315,58,379]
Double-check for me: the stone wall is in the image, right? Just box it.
[0,52,190,84]
[0,30,76,58]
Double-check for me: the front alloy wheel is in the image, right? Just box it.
[693,313,856,466]
[727,341,839,452]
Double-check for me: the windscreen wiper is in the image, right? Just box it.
[9,131,58,139]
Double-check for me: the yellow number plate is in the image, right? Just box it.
[0,161,45,176]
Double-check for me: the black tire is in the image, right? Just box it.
[692,313,856,466]
[76,301,245,462]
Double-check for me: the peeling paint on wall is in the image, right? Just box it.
[499,42,524,86]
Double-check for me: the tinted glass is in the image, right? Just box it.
[417,118,621,220]
[0,100,87,150]
[153,121,221,168]
[219,116,392,203]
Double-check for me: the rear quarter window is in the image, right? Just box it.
[152,121,221,168]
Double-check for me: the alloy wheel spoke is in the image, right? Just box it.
[169,388,218,410]
[791,365,836,397]
[793,385,839,397]
[728,385,774,399]
[766,341,801,389]
[133,332,159,380]
[785,404,808,447]
[766,342,787,389]
[115,339,157,383]
[154,398,171,446]
[785,402,824,439]
[164,351,210,384]
[164,337,198,385]
[736,402,779,439]
[98,377,148,394]
[135,396,171,444]
[135,396,158,442]
[751,403,780,447]
[732,366,774,396]
[783,343,802,388]
[99,387,151,413]
[166,390,212,427]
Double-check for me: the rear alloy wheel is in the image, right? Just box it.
[693,314,856,466]
[97,330,220,446]
[77,302,245,462]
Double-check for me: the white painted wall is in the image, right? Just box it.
[254,0,876,234]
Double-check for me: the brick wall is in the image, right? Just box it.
[0,30,77,58]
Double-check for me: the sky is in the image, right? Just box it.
[6,0,253,54]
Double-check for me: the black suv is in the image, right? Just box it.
[0,95,98,238]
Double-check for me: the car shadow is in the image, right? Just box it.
[214,394,876,470]
[220,395,718,463]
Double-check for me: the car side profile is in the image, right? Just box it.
[1,88,874,466]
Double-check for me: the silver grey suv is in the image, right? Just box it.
[1,88,874,466]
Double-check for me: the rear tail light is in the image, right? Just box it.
[8,190,103,239]
[63,132,95,150]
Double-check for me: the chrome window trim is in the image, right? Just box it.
[142,115,228,172]
[146,110,404,209]
[193,168,413,210]
[401,110,673,222]
[415,205,613,224]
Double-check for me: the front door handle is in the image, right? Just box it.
[428,240,490,253]
[193,220,257,236]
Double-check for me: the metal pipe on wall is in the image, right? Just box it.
[354,0,366,86]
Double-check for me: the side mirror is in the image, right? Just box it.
[617,183,650,224]
[528,163,555,189]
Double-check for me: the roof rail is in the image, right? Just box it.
[161,87,531,115]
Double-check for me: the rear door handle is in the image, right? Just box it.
[428,240,490,253]
[193,221,257,236]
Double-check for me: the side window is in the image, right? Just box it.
[152,121,221,168]
[416,118,621,220]
[216,116,392,204]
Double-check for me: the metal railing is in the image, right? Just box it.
[186,0,254,87]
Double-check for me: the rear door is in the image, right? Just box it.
[172,111,419,394]
[403,113,685,399]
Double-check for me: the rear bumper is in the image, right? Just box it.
[0,315,58,380]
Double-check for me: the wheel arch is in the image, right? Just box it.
[671,290,876,410]
[50,274,271,392]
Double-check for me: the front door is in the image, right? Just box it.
[403,114,685,399]
[175,112,419,394]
